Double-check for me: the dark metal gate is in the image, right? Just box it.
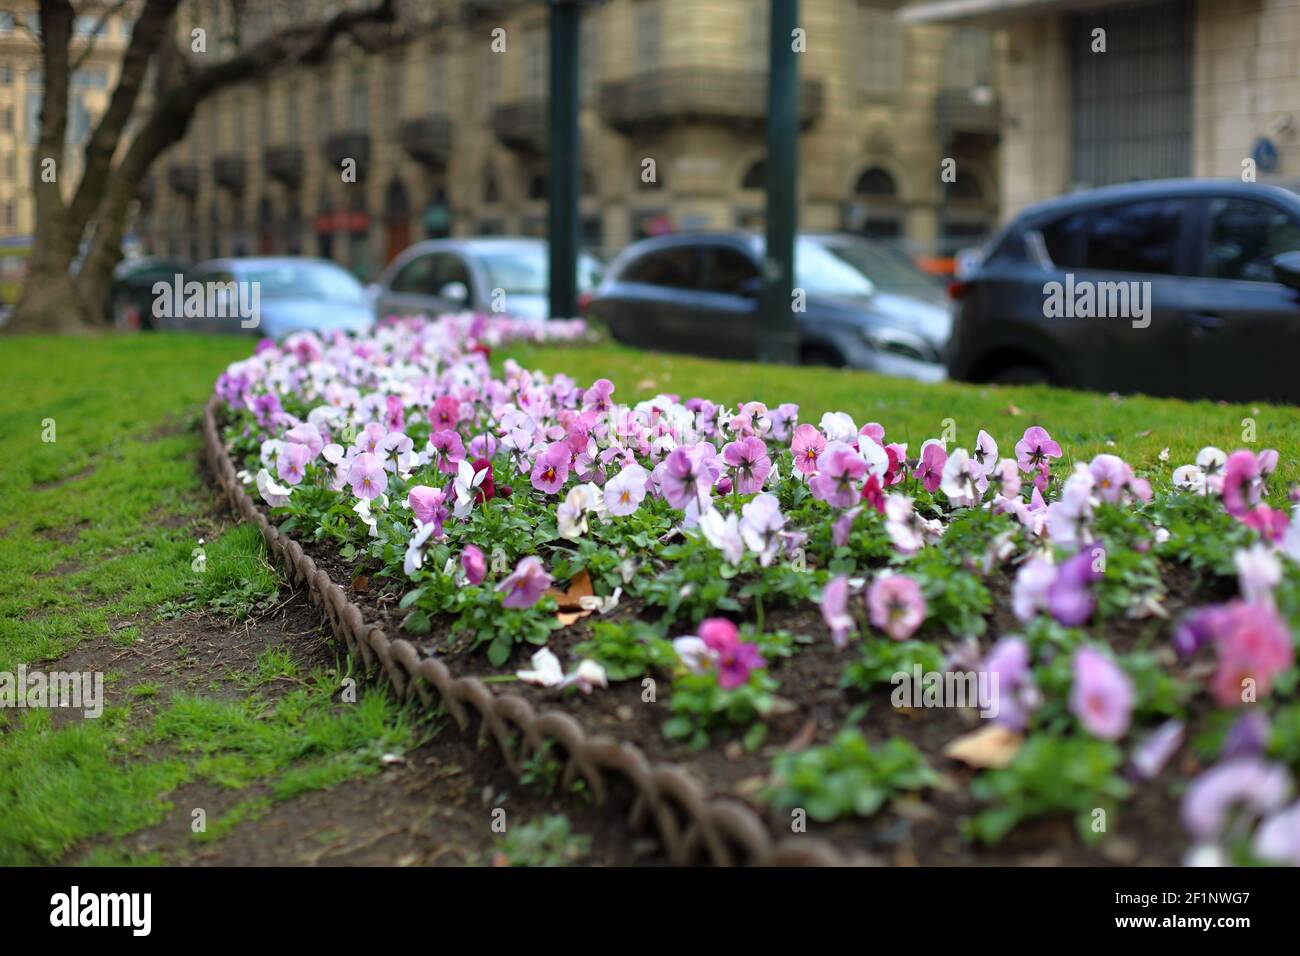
[1070,0,1193,187]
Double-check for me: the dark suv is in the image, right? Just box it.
[947,179,1300,403]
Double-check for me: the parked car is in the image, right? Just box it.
[156,257,374,338]
[947,178,1300,403]
[373,237,603,321]
[109,255,190,330]
[586,232,952,380]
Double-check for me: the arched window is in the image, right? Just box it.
[849,166,903,238]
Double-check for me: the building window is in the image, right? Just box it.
[1,108,11,131]
[741,160,766,190]
[525,30,548,99]
[744,4,769,71]
[25,93,42,143]
[349,75,368,130]
[2,201,13,227]
[944,28,993,89]
[580,16,599,100]
[0,13,13,34]
[635,4,661,73]
[855,4,902,96]
[0,66,10,85]
[319,77,333,140]
[430,53,446,108]
[478,49,498,118]
[851,166,903,238]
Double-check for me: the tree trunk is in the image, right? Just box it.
[8,1,79,335]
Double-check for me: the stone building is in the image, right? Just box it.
[2,1,1003,280]
[904,0,1300,217]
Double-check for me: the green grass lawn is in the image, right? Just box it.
[2,330,1297,864]
[0,333,421,864]
[508,341,1300,496]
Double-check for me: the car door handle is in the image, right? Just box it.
[1189,312,1224,335]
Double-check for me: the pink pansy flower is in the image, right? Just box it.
[1222,449,1261,517]
[1131,719,1186,781]
[819,411,858,443]
[660,444,718,509]
[1070,647,1134,741]
[384,394,405,433]
[461,544,487,585]
[1254,801,1300,866]
[1209,600,1294,707]
[769,403,799,442]
[790,423,826,477]
[429,395,461,430]
[347,452,388,500]
[992,457,1021,498]
[820,575,855,648]
[1012,555,1056,622]
[406,485,448,534]
[427,429,466,474]
[530,441,571,495]
[1015,425,1062,474]
[1181,758,1292,843]
[276,442,312,485]
[696,617,765,690]
[355,422,387,456]
[809,441,867,508]
[915,440,948,494]
[867,573,926,641]
[284,422,325,458]
[983,637,1039,730]
[860,473,885,514]
[1235,544,1281,605]
[604,463,649,517]
[723,436,772,495]
[1088,453,1133,504]
[497,556,552,609]
[582,378,614,413]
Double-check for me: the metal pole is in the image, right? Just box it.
[760,0,799,364]
[548,0,581,320]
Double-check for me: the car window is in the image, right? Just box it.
[702,246,759,295]
[1204,198,1300,283]
[476,248,602,294]
[430,253,472,292]
[622,247,702,290]
[1043,199,1190,276]
[390,254,437,294]
[241,262,364,302]
[793,238,876,296]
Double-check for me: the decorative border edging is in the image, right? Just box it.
[203,395,856,867]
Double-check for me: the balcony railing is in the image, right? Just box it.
[935,87,1001,138]
[167,162,199,198]
[490,100,547,153]
[212,154,246,195]
[399,115,453,166]
[599,68,825,133]
[263,145,303,186]
[324,131,372,174]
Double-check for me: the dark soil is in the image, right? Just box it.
[286,517,1233,867]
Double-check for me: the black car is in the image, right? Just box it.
[947,179,1300,403]
[587,233,951,382]
[108,256,190,330]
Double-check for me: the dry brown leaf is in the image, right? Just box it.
[942,725,1023,769]
[543,568,594,610]
[1004,403,1021,417]
[555,610,589,627]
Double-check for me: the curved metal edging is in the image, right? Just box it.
[202,396,854,867]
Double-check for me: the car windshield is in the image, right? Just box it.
[816,238,941,294]
[239,262,365,302]
[789,238,876,296]
[478,248,602,295]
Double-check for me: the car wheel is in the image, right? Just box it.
[800,346,843,367]
[988,364,1053,386]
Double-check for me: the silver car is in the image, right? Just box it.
[157,257,374,338]
[373,237,603,321]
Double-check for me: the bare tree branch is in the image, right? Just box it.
[70,0,136,71]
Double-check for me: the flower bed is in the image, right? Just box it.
[213,314,1300,866]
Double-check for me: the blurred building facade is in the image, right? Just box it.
[905,0,1300,216]
[0,3,134,237]
[129,0,1002,278]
